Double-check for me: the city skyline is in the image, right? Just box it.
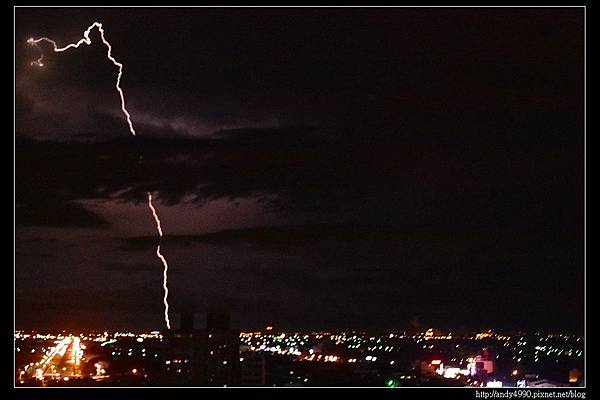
[14,323,585,387]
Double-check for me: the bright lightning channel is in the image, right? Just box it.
[147,192,171,330]
[28,22,135,136]
[28,22,172,330]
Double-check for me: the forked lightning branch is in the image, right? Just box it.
[28,22,172,330]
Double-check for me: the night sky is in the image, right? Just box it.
[15,7,584,333]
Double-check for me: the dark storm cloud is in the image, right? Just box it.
[115,222,582,331]
[15,121,583,331]
[15,7,583,331]
[119,223,409,252]
[16,201,110,228]
[15,251,56,259]
[102,262,158,273]
[15,8,583,142]
[15,125,321,227]
[16,121,582,239]
[16,287,163,313]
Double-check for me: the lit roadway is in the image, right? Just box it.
[29,336,84,381]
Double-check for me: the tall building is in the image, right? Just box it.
[240,345,266,386]
[201,312,240,386]
[161,311,240,386]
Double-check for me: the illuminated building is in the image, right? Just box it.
[475,349,495,375]
[486,380,502,387]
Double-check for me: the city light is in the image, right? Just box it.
[15,329,584,387]
[386,379,400,388]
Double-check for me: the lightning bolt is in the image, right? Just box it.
[27,22,173,330]
[147,192,171,330]
[28,22,135,136]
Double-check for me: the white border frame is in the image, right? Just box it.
[13,4,586,390]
